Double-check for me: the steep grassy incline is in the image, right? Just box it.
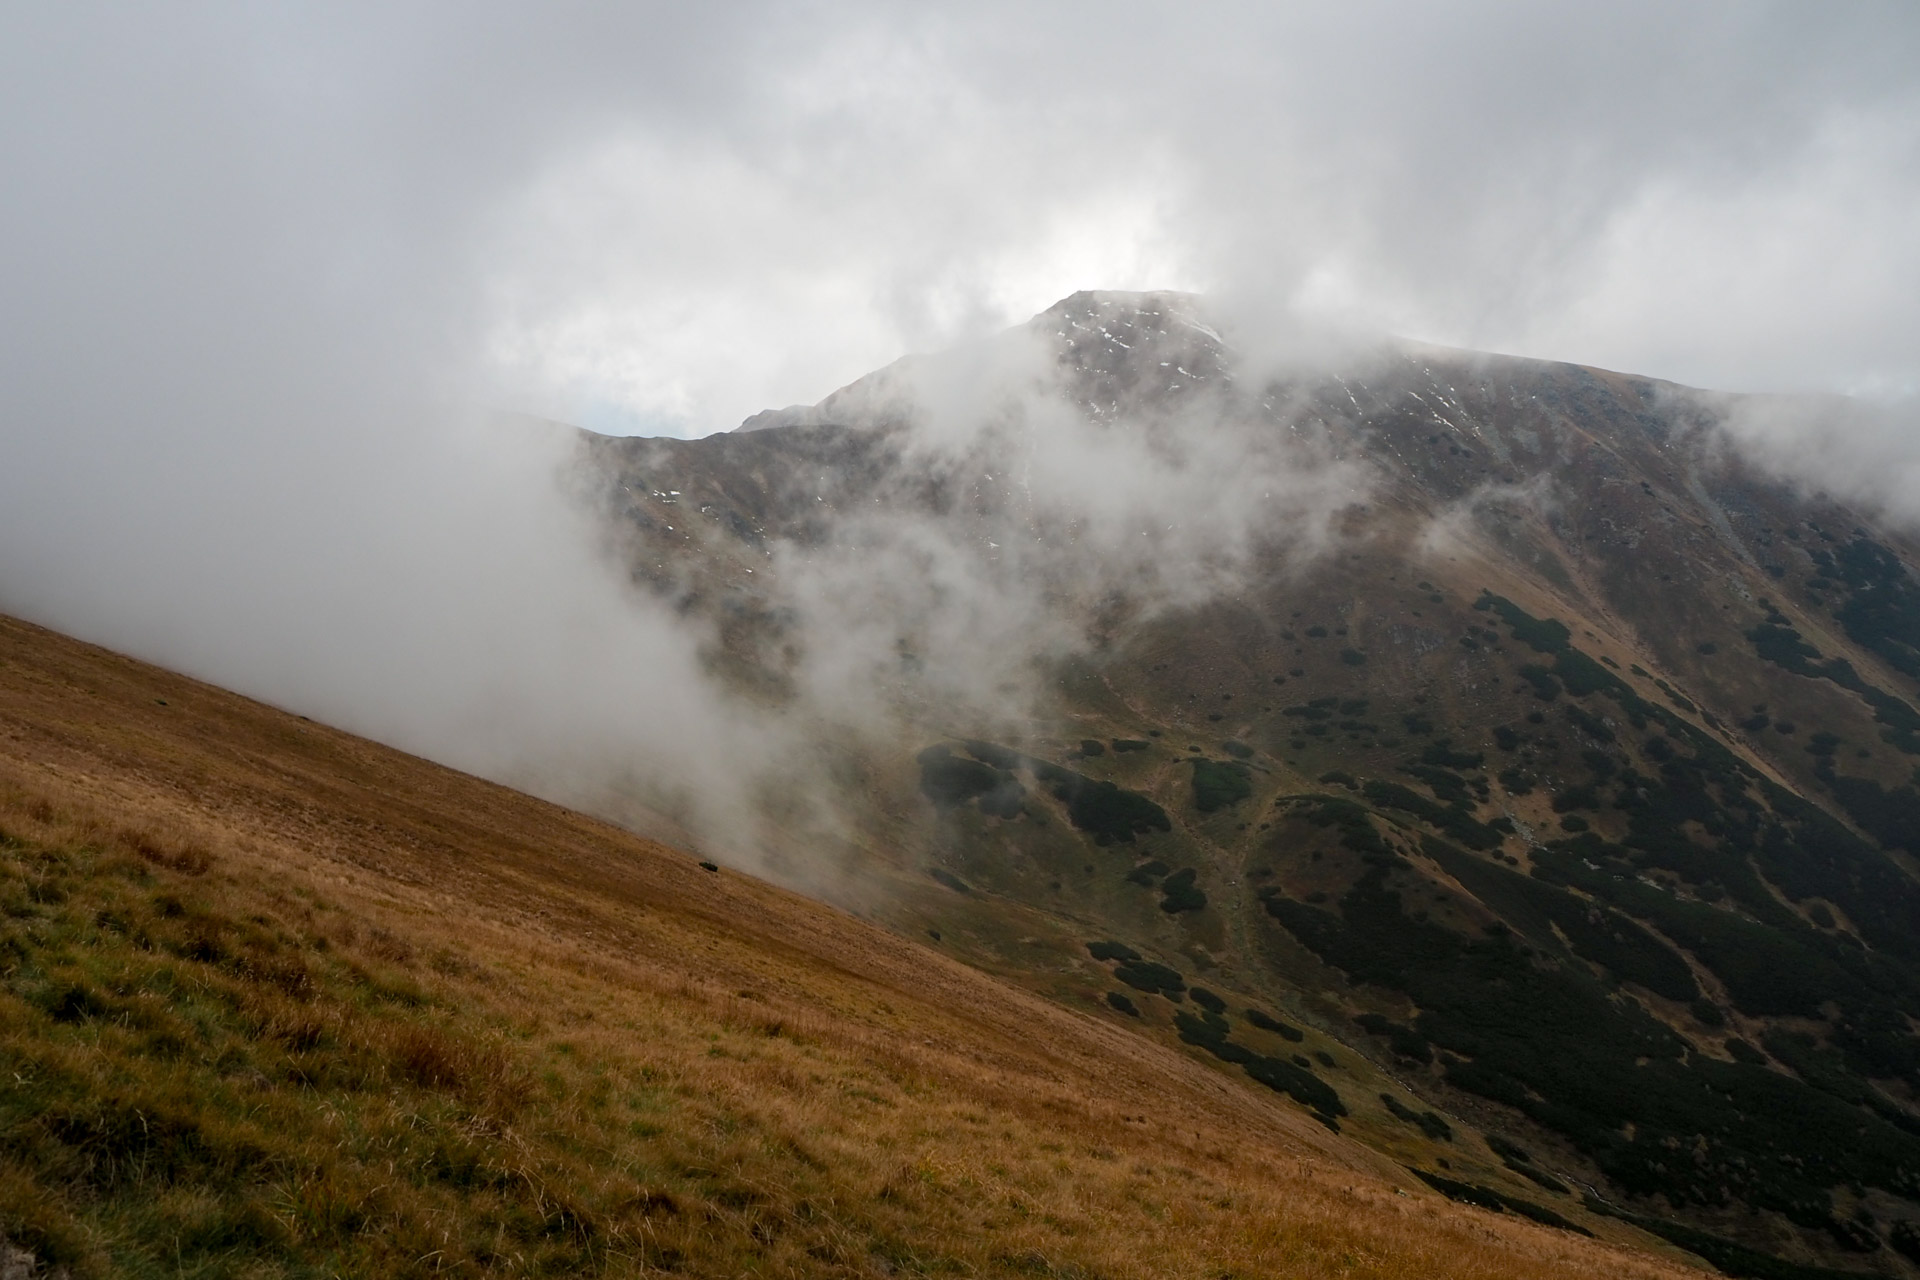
[0,614,1700,1279]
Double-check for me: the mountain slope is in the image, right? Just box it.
[0,612,1706,1278]
[578,292,1920,1277]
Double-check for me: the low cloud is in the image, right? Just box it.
[732,302,1368,739]
[1713,391,1920,526]
[1,4,1915,880]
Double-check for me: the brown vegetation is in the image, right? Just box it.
[0,614,1703,1277]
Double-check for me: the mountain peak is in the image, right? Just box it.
[583,315,1920,1275]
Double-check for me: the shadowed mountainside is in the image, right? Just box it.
[578,292,1920,1278]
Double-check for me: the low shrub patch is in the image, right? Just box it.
[1245,1008,1305,1042]
[918,745,1026,818]
[1421,740,1484,770]
[918,747,1001,805]
[1360,780,1502,850]
[1477,594,1571,654]
[1174,1010,1347,1122]
[1112,959,1185,998]
[1190,759,1252,812]
[1038,764,1172,844]
[1409,1171,1590,1236]
[1586,1199,1876,1280]
[1380,1094,1453,1142]
[1485,1135,1568,1193]
[1518,665,1562,701]
[1158,868,1207,914]
[1352,1013,1432,1064]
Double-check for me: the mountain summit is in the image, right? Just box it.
[579,292,1920,1276]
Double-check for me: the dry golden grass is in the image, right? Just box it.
[0,613,1707,1277]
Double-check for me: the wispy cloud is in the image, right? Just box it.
[0,2,1915,874]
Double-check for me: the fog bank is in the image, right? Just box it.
[1,4,1915,869]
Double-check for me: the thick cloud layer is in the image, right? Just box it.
[0,3,1915,864]
[476,1,1920,422]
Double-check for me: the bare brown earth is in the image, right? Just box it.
[0,612,1705,1276]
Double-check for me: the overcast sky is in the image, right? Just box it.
[4,2,1915,443]
[1,3,1917,849]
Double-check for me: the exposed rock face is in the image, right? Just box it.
[579,291,1920,1274]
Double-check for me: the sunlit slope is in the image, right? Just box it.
[0,613,1704,1277]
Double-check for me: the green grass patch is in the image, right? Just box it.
[0,838,695,1277]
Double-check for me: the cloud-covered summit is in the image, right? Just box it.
[0,2,1916,869]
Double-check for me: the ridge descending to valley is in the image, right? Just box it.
[580,292,1920,1278]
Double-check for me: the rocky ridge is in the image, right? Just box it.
[581,292,1920,1277]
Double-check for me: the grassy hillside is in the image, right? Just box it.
[0,614,1703,1277]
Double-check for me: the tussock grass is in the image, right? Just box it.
[0,615,1703,1278]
